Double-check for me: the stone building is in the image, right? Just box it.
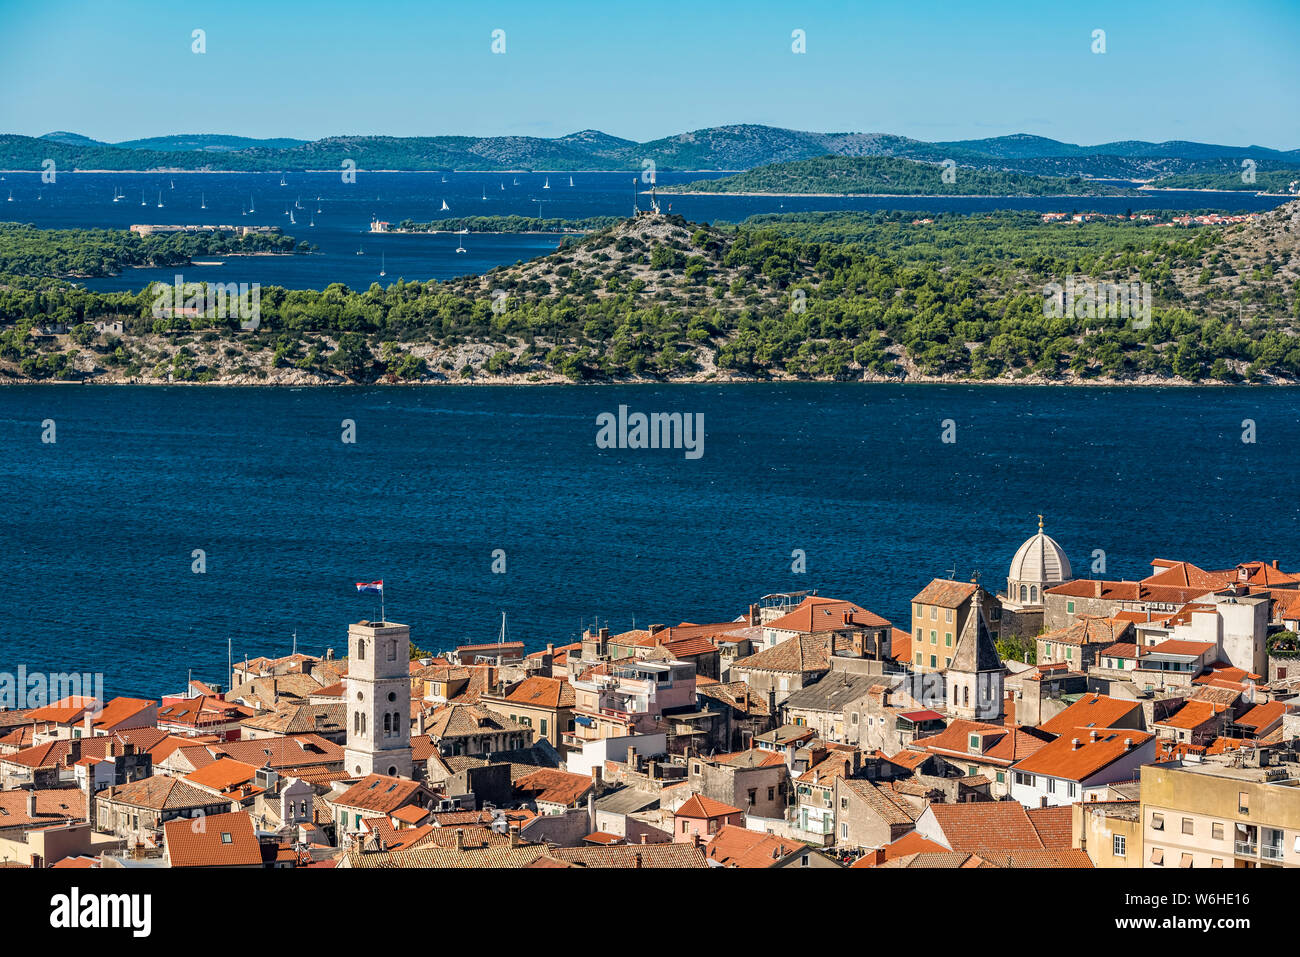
[999,517,1072,638]
[344,620,414,779]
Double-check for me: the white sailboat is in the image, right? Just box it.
[513,177,519,186]
[141,188,147,206]
[157,190,164,208]
[569,175,574,187]
[5,190,11,203]
[112,186,122,203]
[440,199,449,211]
[379,253,386,277]
[200,192,206,209]
[169,179,175,189]
[543,177,550,189]
[309,214,315,226]
[482,186,487,200]
[280,174,287,186]
[249,194,255,213]
[500,181,505,190]
[455,229,467,254]
[295,195,302,209]
[289,209,296,224]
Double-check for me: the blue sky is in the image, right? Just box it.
[1,0,1297,148]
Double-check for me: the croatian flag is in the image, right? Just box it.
[355,580,383,595]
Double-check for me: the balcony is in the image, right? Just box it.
[1261,844,1284,862]
[1234,841,1258,857]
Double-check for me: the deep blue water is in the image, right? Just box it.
[1,384,1298,698]
[0,170,1288,292]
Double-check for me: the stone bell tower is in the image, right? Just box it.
[343,620,413,779]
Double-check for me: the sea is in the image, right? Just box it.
[1,383,1297,698]
[0,170,1289,292]
[1,174,1298,698]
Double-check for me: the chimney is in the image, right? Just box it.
[640,833,647,844]
[598,627,609,641]
[1273,560,1280,570]
[1089,730,1100,742]
[454,827,465,851]
[634,852,643,868]
[546,642,554,657]
[1094,580,1103,599]
[591,765,601,790]
[748,604,759,626]
[106,738,115,758]
[1071,738,1081,751]
[26,789,36,819]
[508,824,519,848]
[647,759,658,780]
[626,746,637,771]
[1124,738,1134,751]
[648,624,665,636]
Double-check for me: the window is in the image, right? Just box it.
[946,608,953,623]
[914,628,921,641]
[1067,601,1075,614]
[1182,817,1194,836]
[1150,847,1164,866]
[1238,791,1250,814]
[1067,783,1077,798]
[915,653,922,666]
[387,640,397,661]
[1113,834,1126,858]
[930,630,937,644]
[747,789,757,806]
[840,797,848,810]
[841,823,848,839]
[995,771,1005,784]
[945,632,953,646]
[930,606,937,620]
[1151,813,1164,831]
[767,787,775,801]
[221,832,232,844]
[929,655,937,669]
[851,712,859,725]
[358,640,365,661]
[945,657,952,668]
[541,719,548,736]
[1212,823,1224,841]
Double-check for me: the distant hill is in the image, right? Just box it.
[2,125,1296,179]
[115,134,310,152]
[665,155,1136,196]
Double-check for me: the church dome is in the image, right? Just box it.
[1009,518,1072,586]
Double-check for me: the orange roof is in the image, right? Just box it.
[25,696,98,724]
[513,768,593,807]
[1158,700,1227,730]
[912,719,1051,767]
[1039,694,1142,736]
[184,757,259,793]
[705,824,802,868]
[164,810,261,867]
[1236,701,1291,730]
[1012,729,1153,782]
[925,802,1046,852]
[852,831,948,867]
[912,579,978,608]
[497,676,575,710]
[334,774,427,814]
[675,793,742,819]
[766,596,891,633]
[1145,639,1215,658]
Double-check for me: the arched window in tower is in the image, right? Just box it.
[1019,585,1028,602]
[360,714,367,736]
[963,685,970,707]
[358,640,366,661]
[388,639,397,661]
[1030,585,1038,603]
[383,712,391,735]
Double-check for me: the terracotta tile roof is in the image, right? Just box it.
[696,681,771,716]
[706,748,787,769]
[732,633,832,675]
[513,768,593,807]
[840,778,916,827]
[1236,701,1291,730]
[0,788,85,827]
[926,802,1047,852]
[1045,580,1210,604]
[582,831,623,845]
[390,804,431,825]
[1025,805,1074,848]
[797,753,858,785]
[1146,639,1215,658]
[912,579,978,608]
[911,719,1051,766]
[1039,694,1142,736]
[496,676,575,710]
[184,758,260,794]
[423,703,529,739]
[675,793,742,819]
[334,774,427,814]
[240,702,345,736]
[1099,642,1139,659]
[852,831,949,866]
[890,628,912,663]
[1157,700,1227,730]
[660,636,717,658]
[550,843,708,868]
[1142,561,1235,590]
[705,824,804,868]
[1039,616,1133,647]
[986,848,1094,868]
[210,734,342,770]
[163,810,261,867]
[102,775,222,812]
[766,596,891,634]
[1012,728,1154,782]
[1,727,171,770]
[1193,664,1260,689]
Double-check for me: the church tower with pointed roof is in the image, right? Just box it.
[945,589,1004,721]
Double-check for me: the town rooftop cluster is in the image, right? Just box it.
[2,522,1299,870]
